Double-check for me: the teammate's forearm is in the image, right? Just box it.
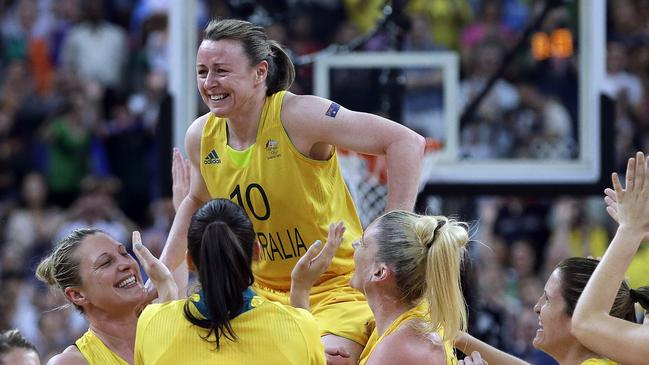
[161,196,201,271]
[290,284,311,311]
[384,135,425,212]
[171,261,188,299]
[456,332,530,365]
[573,225,643,321]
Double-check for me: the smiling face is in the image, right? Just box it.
[72,233,146,314]
[532,269,575,357]
[195,39,267,118]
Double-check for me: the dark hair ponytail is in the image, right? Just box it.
[630,287,649,311]
[183,199,256,349]
[265,40,295,95]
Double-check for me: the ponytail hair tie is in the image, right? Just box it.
[427,220,447,249]
[630,288,639,303]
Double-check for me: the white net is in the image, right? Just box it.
[338,153,388,228]
[338,141,442,227]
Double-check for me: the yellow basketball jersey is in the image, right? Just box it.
[135,294,326,365]
[75,330,130,365]
[199,91,362,290]
[358,304,457,365]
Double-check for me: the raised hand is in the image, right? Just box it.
[290,221,346,309]
[172,148,191,212]
[608,152,649,242]
[132,231,178,305]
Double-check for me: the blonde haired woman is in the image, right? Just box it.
[36,230,176,365]
[35,150,189,365]
[292,211,468,364]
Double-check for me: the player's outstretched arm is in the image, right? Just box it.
[160,116,211,298]
[455,332,529,365]
[281,93,425,212]
[572,152,649,365]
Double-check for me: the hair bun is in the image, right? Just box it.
[428,220,446,248]
[35,257,57,287]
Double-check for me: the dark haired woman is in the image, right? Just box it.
[572,151,649,365]
[457,257,647,365]
[162,18,426,361]
[135,199,325,364]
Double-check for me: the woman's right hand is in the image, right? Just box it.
[132,231,179,305]
[605,152,649,242]
[290,221,345,310]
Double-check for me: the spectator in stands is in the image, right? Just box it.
[60,1,127,89]
[4,172,64,263]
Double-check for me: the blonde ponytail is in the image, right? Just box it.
[374,211,468,342]
[422,217,468,342]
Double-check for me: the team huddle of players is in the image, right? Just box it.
[10,19,648,365]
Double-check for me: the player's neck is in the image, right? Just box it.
[369,293,412,337]
[88,319,136,363]
[552,342,600,365]
[226,92,266,150]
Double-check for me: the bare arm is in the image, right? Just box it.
[159,116,211,297]
[47,346,88,365]
[455,332,529,365]
[282,93,425,212]
[571,152,649,365]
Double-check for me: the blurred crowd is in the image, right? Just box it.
[0,0,648,363]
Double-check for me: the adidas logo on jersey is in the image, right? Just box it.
[203,149,221,164]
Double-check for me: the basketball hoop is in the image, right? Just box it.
[338,138,442,227]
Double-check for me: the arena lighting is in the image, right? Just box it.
[532,29,574,60]
[460,0,568,128]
